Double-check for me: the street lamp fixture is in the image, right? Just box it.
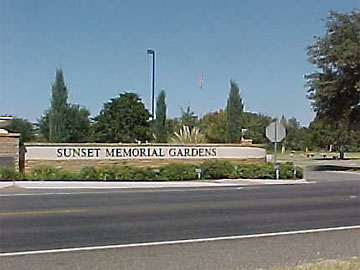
[147,49,155,120]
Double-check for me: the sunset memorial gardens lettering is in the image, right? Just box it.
[56,147,217,158]
[25,146,265,160]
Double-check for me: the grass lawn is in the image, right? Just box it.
[271,151,360,169]
[271,258,360,270]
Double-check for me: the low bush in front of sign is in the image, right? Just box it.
[159,164,197,181]
[237,163,274,179]
[30,166,77,180]
[279,162,303,179]
[79,166,157,181]
[200,160,236,179]
[0,166,20,180]
[0,161,303,181]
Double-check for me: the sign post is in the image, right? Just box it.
[266,119,286,179]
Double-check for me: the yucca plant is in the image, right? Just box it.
[169,125,206,144]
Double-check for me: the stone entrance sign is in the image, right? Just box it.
[26,145,265,160]
[24,143,266,173]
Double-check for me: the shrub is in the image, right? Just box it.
[30,166,75,180]
[255,164,276,179]
[114,167,156,181]
[79,166,157,181]
[79,167,100,180]
[95,166,119,181]
[253,164,275,179]
[139,168,158,181]
[0,166,19,180]
[23,161,304,181]
[200,160,235,179]
[294,166,303,179]
[158,164,197,181]
[169,126,206,144]
[279,162,303,179]
[235,163,274,179]
[234,162,304,180]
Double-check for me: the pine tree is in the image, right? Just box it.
[49,68,69,142]
[226,80,243,143]
[38,68,91,142]
[180,106,198,130]
[154,90,167,142]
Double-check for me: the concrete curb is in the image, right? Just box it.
[0,179,307,190]
[0,182,16,189]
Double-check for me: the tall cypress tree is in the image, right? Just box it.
[38,68,91,142]
[226,80,243,143]
[49,68,69,142]
[154,90,167,142]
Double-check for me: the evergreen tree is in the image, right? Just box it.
[154,90,167,142]
[38,68,91,142]
[93,92,151,143]
[226,80,243,143]
[49,68,69,142]
[180,106,198,130]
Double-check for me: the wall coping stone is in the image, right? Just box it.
[0,133,20,138]
[24,142,264,148]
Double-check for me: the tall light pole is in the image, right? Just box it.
[147,49,155,120]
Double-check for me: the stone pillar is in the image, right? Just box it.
[0,133,20,172]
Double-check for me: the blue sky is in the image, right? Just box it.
[0,0,358,127]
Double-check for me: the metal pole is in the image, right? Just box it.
[274,119,277,165]
[274,120,279,180]
[152,52,155,120]
[147,49,156,120]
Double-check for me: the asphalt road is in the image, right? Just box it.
[0,179,359,254]
[1,229,359,270]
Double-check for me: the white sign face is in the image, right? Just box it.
[25,146,266,160]
[266,120,286,142]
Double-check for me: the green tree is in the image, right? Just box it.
[200,110,227,143]
[49,68,69,142]
[180,106,198,129]
[154,90,167,143]
[66,104,92,142]
[226,80,243,143]
[38,68,91,142]
[166,118,180,139]
[241,112,272,144]
[93,92,151,142]
[287,117,300,130]
[7,117,35,144]
[306,10,360,158]
[281,117,308,151]
[308,117,360,153]
[308,118,335,150]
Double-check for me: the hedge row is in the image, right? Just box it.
[0,161,303,181]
